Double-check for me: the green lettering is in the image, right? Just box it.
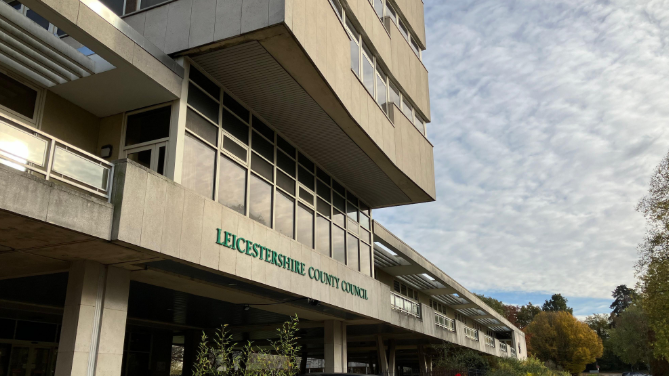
[231,234,237,250]
[247,242,256,257]
[216,229,224,245]
[271,251,278,266]
[300,262,305,275]
[236,237,246,253]
[308,267,314,279]
[254,244,261,259]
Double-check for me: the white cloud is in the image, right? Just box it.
[375,0,669,301]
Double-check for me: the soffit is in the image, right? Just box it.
[191,42,410,208]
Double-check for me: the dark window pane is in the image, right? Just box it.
[6,1,22,10]
[360,242,371,276]
[129,332,152,352]
[316,215,330,256]
[332,226,345,264]
[359,201,370,215]
[223,93,249,122]
[182,133,215,199]
[99,0,124,15]
[15,321,56,342]
[125,106,171,146]
[347,192,358,206]
[189,67,220,99]
[276,170,295,196]
[157,146,166,175]
[298,166,314,191]
[347,201,358,221]
[316,168,330,185]
[333,209,345,228]
[277,135,295,156]
[26,9,50,29]
[333,193,345,213]
[249,173,272,227]
[251,153,273,181]
[277,150,295,177]
[252,115,274,141]
[317,180,330,202]
[218,155,246,215]
[317,198,330,218]
[125,0,138,14]
[332,179,345,196]
[275,191,294,238]
[127,149,151,169]
[298,152,314,171]
[299,187,313,205]
[223,137,247,162]
[188,83,219,123]
[252,131,274,162]
[222,109,249,144]
[138,0,168,10]
[297,203,313,248]
[347,233,359,271]
[0,72,36,118]
[186,108,218,145]
[0,319,15,339]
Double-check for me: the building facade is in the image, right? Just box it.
[0,0,526,375]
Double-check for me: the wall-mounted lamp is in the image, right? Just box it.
[100,144,113,159]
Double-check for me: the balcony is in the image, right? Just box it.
[464,326,479,341]
[0,118,113,199]
[510,346,517,357]
[390,292,421,318]
[484,335,495,348]
[434,312,455,331]
[500,342,508,353]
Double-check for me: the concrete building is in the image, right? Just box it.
[0,0,526,375]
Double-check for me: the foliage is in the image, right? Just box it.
[192,315,301,376]
[475,294,506,316]
[541,294,574,314]
[639,259,669,361]
[487,356,570,376]
[607,305,652,369]
[504,305,520,328]
[525,311,603,373]
[584,314,610,340]
[610,285,637,317]
[433,342,490,371]
[517,303,542,329]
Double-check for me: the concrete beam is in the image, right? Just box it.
[381,265,426,276]
[470,315,495,320]
[451,303,479,310]
[423,287,458,295]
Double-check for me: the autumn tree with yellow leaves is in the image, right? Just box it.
[525,311,603,374]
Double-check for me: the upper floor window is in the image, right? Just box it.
[0,70,39,123]
[455,312,467,324]
[3,0,63,35]
[394,280,419,300]
[123,104,171,175]
[429,299,446,314]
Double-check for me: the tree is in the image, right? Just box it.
[505,305,520,328]
[610,285,636,317]
[639,259,669,361]
[585,314,610,340]
[517,303,542,328]
[608,305,652,370]
[542,294,574,314]
[475,294,506,316]
[525,311,603,373]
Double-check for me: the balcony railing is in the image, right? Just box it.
[434,312,455,331]
[484,335,495,348]
[499,342,508,352]
[0,118,113,199]
[510,346,517,357]
[390,292,421,318]
[464,326,479,341]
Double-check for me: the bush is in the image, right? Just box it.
[487,356,570,376]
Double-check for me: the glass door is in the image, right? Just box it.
[125,142,167,175]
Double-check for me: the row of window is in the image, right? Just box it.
[367,0,422,59]
[182,65,374,277]
[429,298,448,315]
[393,280,419,301]
[329,0,427,137]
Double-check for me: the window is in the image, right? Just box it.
[249,173,272,227]
[124,104,172,175]
[218,155,246,215]
[402,97,413,121]
[360,242,371,276]
[316,215,331,256]
[0,70,38,120]
[328,0,342,18]
[332,225,346,264]
[394,281,418,300]
[347,233,359,271]
[385,1,397,23]
[361,43,375,95]
[456,312,466,323]
[376,69,388,114]
[373,0,383,19]
[275,190,294,238]
[182,133,215,198]
[413,114,425,135]
[297,203,314,247]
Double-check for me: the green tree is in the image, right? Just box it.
[585,314,610,339]
[608,305,652,370]
[475,293,505,316]
[517,303,542,328]
[639,259,669,361]
[525,311,603,374]
[610,285,636,317]
[542,294,574,314]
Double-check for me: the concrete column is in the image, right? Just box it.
[324,320,347,373]
[377,336,388,375]
[418,345,428,376]
[55,261,130,376]
[388,339,396,376]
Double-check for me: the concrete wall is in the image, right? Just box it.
[391,0,425,47]
[97,114,124,161]
[40,91,101,155]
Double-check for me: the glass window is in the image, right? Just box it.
[223,93,249,123]
[297,203,313,247]
[188,83,219,123]
[99,0,123,15]
[332,180,346,196]
[333,192,346,213]
[317,198,330,218]
[26,9,49,29]
[277,150,296,177]
[376,70,388,114]
[360,214,370,230]
[298,166,314,191]
[222,109,249,144]
[347,234,359,271]
[299,187,314,205]
[414,115,425,135]
[127,149,151,169]
[410,36,420,56]
[223,137,247,162]
[346,201,358,221]
[252,115,274,141]
[125,106,171,146]
[389,82,400,109]
[218,155,246,215]
[348,218,358,235]
[316,168,330,184]
[402,97,413,121]
[185,108,218,145]
[276,170,295,195]
[332,225,346,264]
[360,242,371,276]
[251,153,273,181]
[316,215,331,256]
[361,228,371,243]
[189,67,220,99]
[362,52,374,95]
[373,0,383,18]
[252,131,274,162]
[350,39,360,76]
[398,18,409,39]
[333,210,345,228]
[182,133,215,199]
[328,0,342,18]
[249,173,272,227]
[317,180,330,202]
[275,190,294,238]
[277,135,295,156]
[385,2,396,23]
[298,152,314,171]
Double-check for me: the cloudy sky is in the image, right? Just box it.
[374,0,669,318]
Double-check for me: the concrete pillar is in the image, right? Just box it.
[377,336,388,375]
[418,345,428,376]
[388,339,396,376]
[324,320,347,373]
[55,261,130,376]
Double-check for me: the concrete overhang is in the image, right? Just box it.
[179,25,434,209]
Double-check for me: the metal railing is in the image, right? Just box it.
[434,312,455,331]
[484,335,495,348]
[390,292,421,318]
[464,326,479,341]
[499,342,508,352]
[0,118,113,199]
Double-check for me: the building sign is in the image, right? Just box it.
[216,229,368,300]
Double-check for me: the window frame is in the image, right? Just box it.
[0,66,44,126]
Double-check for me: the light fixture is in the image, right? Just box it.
[100,144,113,159]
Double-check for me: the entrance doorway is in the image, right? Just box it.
[4,344,57,376]
[126,141,168,175]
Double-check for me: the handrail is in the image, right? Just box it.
[0,117,113,199]
[499,342,508,352]
[390,292,421,318]
[484,335,495,347]
[464,326,479,341]
[434,312,455,331]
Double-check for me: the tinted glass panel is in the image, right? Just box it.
[223,137,247,162]
[277,151,295,177]
[275,191,294,238]
[377,74,388,113]
[299,187,314,205]
[360,242,371,276]
[373,0,383,18]
[127,149,151,169]
[218,155,246,215]
[15,321,56,342]
[347,192,358,206]
[99,0,123,15]
[332,180,345,196]
[188,83,219,123]
[360,214,370,230]
[363,56,374,95]
[297,203,313,248]
[186,108,218,145]
[26,9,49,29]
[125,106,171,146]
[277,135,295,156]
[182,133,215,199]
[317,180,330,202]
[298,166,314,191]
[189,67,220,99]
[316,215,330,256]
[298,152,314,171]
[0,319,14,339]
[350,40,360,75]
[348,218,358,234]
[276,170,295,196]
[252,131,274,162]
[333,193,346,213]
[317,198,330,218]
[251,153,273,181]
[361,228,371,243]
[333,210,345,228]
[223,93,249,122]
[333,226,346,264]
[347,233,359,271]
[346,201,358,221]
[316,168,330,184]
[157,146,166,175]
[252,115,274,141]
[222,109,249,144]
[249,174,272,227]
